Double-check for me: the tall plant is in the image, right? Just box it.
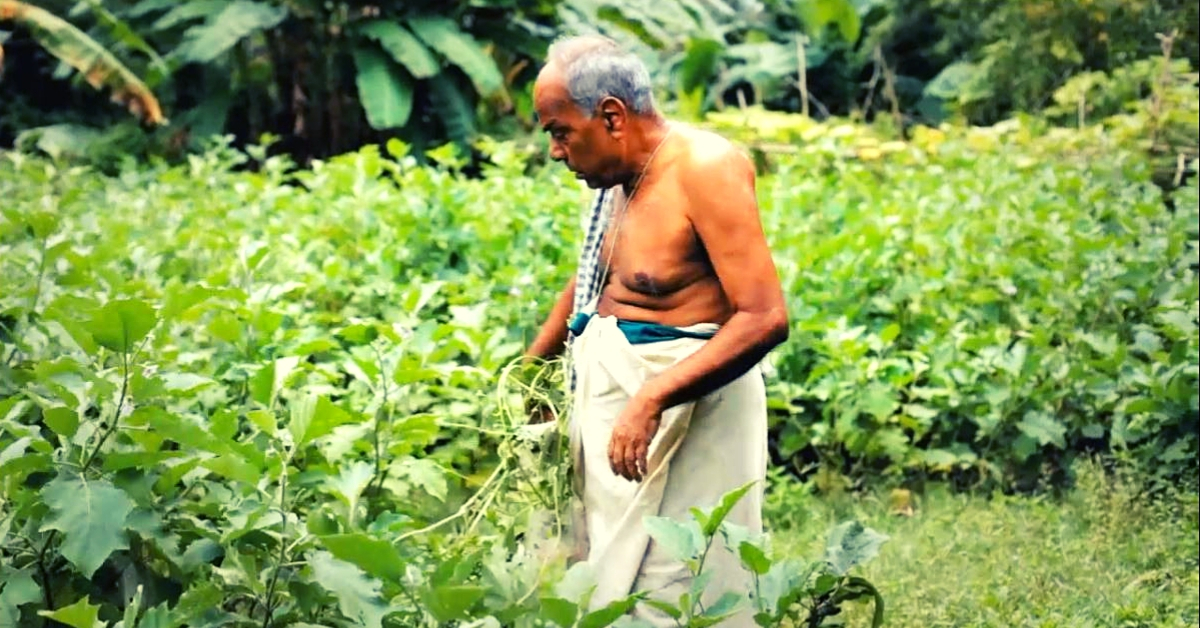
[0,0,164,125]
[1,0,561,161]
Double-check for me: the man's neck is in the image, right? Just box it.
[620,115,675,196]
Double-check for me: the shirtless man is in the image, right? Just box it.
[523,35,788,619]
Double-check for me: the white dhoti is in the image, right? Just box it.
[567,313,769,627]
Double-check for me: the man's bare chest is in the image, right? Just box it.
[597,188,711,296]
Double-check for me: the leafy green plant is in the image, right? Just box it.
[749,113,1199,490]
[559,0,869,119]
[920,0,1196,124]
[1,112,1194,625]
[638,481,888,627]
[1,0,562,161]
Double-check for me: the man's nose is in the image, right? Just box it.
[549,144,565,162]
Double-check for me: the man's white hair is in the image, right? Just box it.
[547,34,656,117]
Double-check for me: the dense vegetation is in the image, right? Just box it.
[1,110,1196,625]
[2,0,1196,170]
[767,459,1199,627]
[2,1,1198,626]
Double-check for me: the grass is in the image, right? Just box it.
[763,461,1200,628]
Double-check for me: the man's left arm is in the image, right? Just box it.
[607,144,790,481]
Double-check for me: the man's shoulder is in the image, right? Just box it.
[675,124,753,179]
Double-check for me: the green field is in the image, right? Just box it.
[766,461,1200,627]
[1,118,1197,627]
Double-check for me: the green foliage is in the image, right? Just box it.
[2,0,561,159]
[768,459,1200,626]
[736,114,1199,489]
[0,133,889,627]
[559,0,869,118]
[920,0,1196,124]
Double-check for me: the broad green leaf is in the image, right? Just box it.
[699,591,744,622]
[797,0,860,42]
[1156,308,1195,339]
[539,597,579,627]
[920,448,959,468]
[42,405,78,438]
[358,21,438,79]
[756,558,810,617]
[390,457,448,502]
[2,2,165,124]
[139,407,220,451]
[36,596,102,628]
[643,599,682,620]
[555,562,598,602]
[40,476,134,579]
[696,480,756,536]
[161,372,216,394]
[353,45,414,130]
[738,541,772,575]
[174,0,287,63]
[321,533,406,582]
[423,585,486,622]
[77,0,170,85]
[289,391,318,448]
[860,382,898,421]
[394,365,441,386]
[328,461,375,516]
[642,515,702,562]
[1016,411,1066,448]
[308,551,391,628]
[247,409,276,435]
[579,593,645,628]
[250,355,301,406]
[0,567,40,628]
[150,0,224,30]
[85,298,157,353]
[406,16,502,96]
[200,454,261,486]
[428,73,477,147]
[678,37,723,95]
[823,521,889,577]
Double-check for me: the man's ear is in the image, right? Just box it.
[598,96,627,137]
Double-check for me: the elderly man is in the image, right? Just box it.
[523,35,789,624]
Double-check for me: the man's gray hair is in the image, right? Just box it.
[547,35,656,117]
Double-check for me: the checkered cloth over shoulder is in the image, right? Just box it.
[572,187,615,320]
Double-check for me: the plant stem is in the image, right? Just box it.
[81,349,129,473]
[29,234,48,316]
[395,462,507,543]
[37,531,56,623]
[370,343,390,495]
[261,462,289,628]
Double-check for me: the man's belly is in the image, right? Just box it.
[596,272,733,328]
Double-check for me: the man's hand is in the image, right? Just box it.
[525,396,556,424]
[607,394,662,482]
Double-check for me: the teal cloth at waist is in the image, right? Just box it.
[568,311,717,344]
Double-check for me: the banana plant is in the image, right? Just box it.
[560,0,870,118]
[124,0,513,155]
[0,0,165,125]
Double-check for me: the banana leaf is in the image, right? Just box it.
[0,1,165,124]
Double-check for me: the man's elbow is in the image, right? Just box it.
[759,305,790,349]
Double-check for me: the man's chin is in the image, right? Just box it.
[575,173,606,189]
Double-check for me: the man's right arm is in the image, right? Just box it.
[524,275,576,360]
